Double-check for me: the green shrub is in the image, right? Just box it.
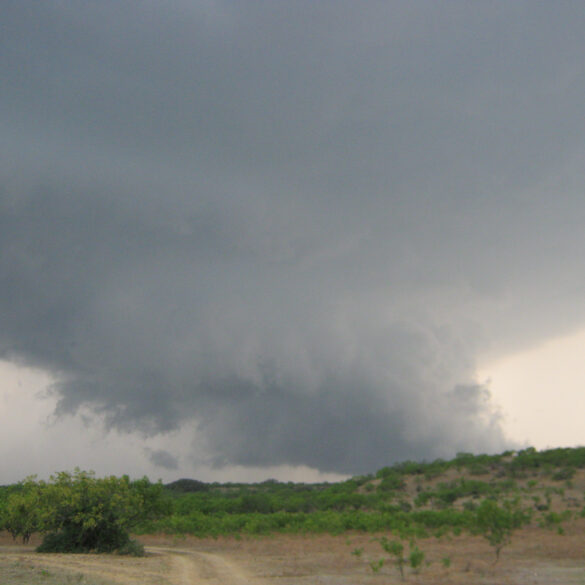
[552,467,576,481]
[475,499,528,563]
[377,473,406,492]
[541,510,571,530]
[469,464,490,476]
[117,538,145,556]
[408,544,425,572]
[31,470,166,554]
[378,537,406,580]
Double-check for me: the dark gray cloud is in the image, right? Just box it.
[2,2,585,474]
[145,448,179,471]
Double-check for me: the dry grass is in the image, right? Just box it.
[0,533,163,585]
[138,522,585,584]
[2,526,585,584]
[0,554,115,585]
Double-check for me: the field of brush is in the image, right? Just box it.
[3,447,585,583]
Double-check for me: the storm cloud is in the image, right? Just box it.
[145,448,179,471]
[2,2,585,475]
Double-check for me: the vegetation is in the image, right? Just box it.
[129,446,585,539]
[0,470,168,554]
[474,498,528,563]
[1,446,585,561]
[377,536,406,580]
[1,478,41,544]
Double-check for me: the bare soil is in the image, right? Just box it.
[1,524,585,585]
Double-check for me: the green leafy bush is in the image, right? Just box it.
[552,467,576,481]
[19,470,167,554]
[408,544,425,572]
[377,473,406,492]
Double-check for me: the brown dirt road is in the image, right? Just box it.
[154,547,261,585]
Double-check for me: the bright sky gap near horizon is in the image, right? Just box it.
[2,2,585,484]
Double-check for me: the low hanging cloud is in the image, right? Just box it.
[2,2,585,475]
[145,448,180,472]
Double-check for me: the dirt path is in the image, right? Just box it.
[0,544,264,585]
[151,546,262,585]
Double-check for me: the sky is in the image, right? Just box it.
[2,1,585,484]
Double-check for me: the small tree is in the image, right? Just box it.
[475,498,527,563]
[374,534,426,580]
[3,478,42,543]
[378,537,406,580]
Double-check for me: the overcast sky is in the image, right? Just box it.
[2,1,585,484]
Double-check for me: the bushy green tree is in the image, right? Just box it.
[27,469,167,554]
[2,477,42,543]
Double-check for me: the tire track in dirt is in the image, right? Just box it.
[0,545,264,585]
[150,546,264,585]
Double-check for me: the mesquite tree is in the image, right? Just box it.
[475,498,527,563]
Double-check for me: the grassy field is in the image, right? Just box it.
[0,554,114,585]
